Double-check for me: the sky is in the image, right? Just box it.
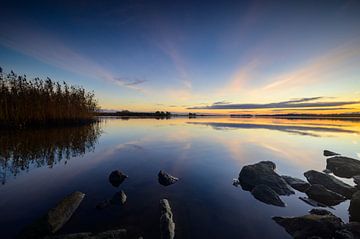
[0,0,360,114]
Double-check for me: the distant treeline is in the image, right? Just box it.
[0,68,98,128]
[97,110,172,118]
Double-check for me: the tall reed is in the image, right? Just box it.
[0,67,99,127]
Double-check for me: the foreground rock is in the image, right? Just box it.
[238,161,294,195]
[304,170,356,198]
[350,191,360,222]
[19,191,85,239]
[324,150,340,157]
[326,156,360,178]
[305,184,346,206]
[160,199,175,239]
[282,175,310,192]
[251,184,285,207]
[111,190,127,205]
[109,170,128,187]
[46,229,127,239]
[158,171,179,186]
[299,197,328,208]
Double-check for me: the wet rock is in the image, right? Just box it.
[111,190,127,205]
[19,191,85,239]
[349,191,360,222]
[324,150,340,157]
[282,175,310,192]
[46,229,127,239]
[232,178,241,187]
[309,209,335,216]
[305,184,346,206]
[109,170,128,187]
[96,199,111,210]
[323,169,332,174]
[158,170,178,186]
[326,156,360,178]
[353,176,360,188]
[304,170,356,198]
[160,199,175,239]
[238,161,294,195]
[273,213,344,239]
[299,197,328,208]
[251,184,285,207]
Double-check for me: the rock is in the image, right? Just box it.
[46,229,127,239]
[111,190,127,205]
[353,175,360,187]
[160,199,175,239]
[19,191,85,239]
[304,170,356,198]
[305,184,346,206]
[250,184,285,207]
[232,178,241,187]
[324,150,340,157]
[299,197,328,208]
[343,222,360,238]
[282,175,310,192]
[109,170,128,187]
[273,213,344,239]
[326,156,360,178]
[96,200,111,210]
[238,161,294,195]
[323,169,332,174]
[158,170,178,186]
[350,191,360,222]
[309,209,335,216]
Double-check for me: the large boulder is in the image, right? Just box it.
[109,170,128,187]
[273,213,344,239]
[238,161,294,195]
[19,191,85,239]
[326,156,360,178]
[251,184,285,207]
[304,170,356,198]
[160,199,175,239]
[158,171,179,186]
[305,184,346,206]
[282,175,310,192]
[349,191,360,222]
[324,150,340,157]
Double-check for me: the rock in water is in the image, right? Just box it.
[109,170,128,187]
[349,191,360,222]
[158,170,179,186]
[19,191,85,239]
[299,197,328,208]
[111,190,127,205]
[96,199,111,210]
[273,213,344,239]
[238,161,294,195]
[251,184,285,207]
[282,175,310,192]
[46,229,127,239]
[309,208,335,216]
[326,156,360,178]
[324,150,340,157]
[304,170,356,198]
[160,199,175,239]
[305,184,346,206]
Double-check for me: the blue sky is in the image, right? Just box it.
[1,0,360,113]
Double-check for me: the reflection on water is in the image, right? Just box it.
[0,122,102,184]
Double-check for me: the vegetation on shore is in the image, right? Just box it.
[97,110,172,118]
[0,68,99,128]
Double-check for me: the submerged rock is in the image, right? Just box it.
[324,150,340,157]
[251,184,285,207]
[349,191,360,222]
[326,156,360,178]
[299,197,328,208]
[46,229,127,239]
[238,161,294,195]
[96,199,111,210]
[109,170,128,187]
[111,190,127,205]
[282,175,310,192]
[160,199,175,239]
[19,191,85,239]
[158,170,179,186]
[305,184,346,206]
[304,170,356,198]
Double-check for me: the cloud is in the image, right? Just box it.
[272,107,353,112]
[213,100,232,105]
[188,97,359,110]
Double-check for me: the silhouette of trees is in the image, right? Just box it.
[0,68,99,127]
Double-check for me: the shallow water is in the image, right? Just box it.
[0,117,360,238]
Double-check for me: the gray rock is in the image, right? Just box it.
[304,170,356,198]
[282,175,310,192]
[273,213,344,239]
[305,184,346,206]
[111,190,127,205]
[251,184,285,207]
[46,229,127,239]
[158,171,178,186]
[309,209,335,216]
[350,191,360,222]
[324,150,340,157]
[19,191,85,239]
[109,170,128,187]
[326,156,360,178]
[299,197,328,208]
[353,175,360,186]
[238,161,294,195]
[160,199,175,239]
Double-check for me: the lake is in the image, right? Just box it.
[0,117,359,239]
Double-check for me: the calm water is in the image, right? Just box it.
[1,117,360,238]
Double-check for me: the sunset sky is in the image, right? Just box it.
[1,0,360,114]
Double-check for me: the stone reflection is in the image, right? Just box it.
[0,122,102,184]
